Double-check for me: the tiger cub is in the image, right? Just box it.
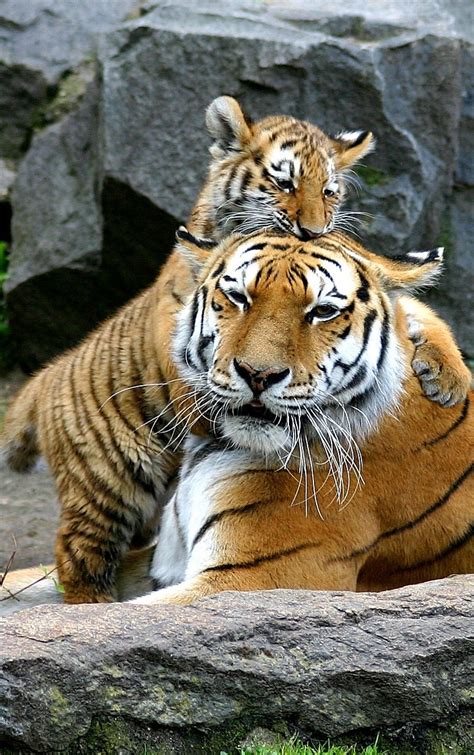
[132,231,473,605]
[2,98,470,604]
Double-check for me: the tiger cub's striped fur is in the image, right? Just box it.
[2,98,470,603]
[132,231,473,605]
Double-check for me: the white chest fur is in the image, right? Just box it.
[149,437,258,586]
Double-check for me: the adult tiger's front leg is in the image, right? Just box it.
[131,560,359,606]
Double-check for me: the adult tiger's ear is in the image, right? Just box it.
[175,226,216,277]
[330,130,376,170]
[374,248,444,293]
[206,96,252,158]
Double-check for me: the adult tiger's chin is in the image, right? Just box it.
[219,414,291,456]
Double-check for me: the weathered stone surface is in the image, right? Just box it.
[4,0,474,366]
[5,68,177,369]
[0,576,472,753]
[0,0,140,160]
[427,187,474,356]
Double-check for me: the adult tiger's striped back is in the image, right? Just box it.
[129,231,473,605]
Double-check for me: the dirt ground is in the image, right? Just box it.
[0,370,58,570]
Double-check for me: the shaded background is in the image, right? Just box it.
[0,0,473,568]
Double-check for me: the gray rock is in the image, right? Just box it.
[4,0,474,365]
[0,576,472,753]
[5,66,177,370]
[0,159,15,201]
[0,0,140,161]
[427,187,474,355]
[457,41,474,185]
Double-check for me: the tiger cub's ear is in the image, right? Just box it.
[374,248,444,293]
[331,130,376,170]
[176,227,216,277]
[206,96,252,158]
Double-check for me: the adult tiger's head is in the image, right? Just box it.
[196,96,375,241]
[174,229,443,457]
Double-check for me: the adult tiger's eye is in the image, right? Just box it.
[306,304,340,323]
[323,187,335,197]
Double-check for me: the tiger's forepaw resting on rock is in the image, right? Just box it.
[412,342,471,407]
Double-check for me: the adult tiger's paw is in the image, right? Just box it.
[412,342,471,407]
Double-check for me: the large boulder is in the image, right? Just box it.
[4,0,474,368]
[0,0,140,161]
[0,576,472,753]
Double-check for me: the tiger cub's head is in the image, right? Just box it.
[198,96,375,241]
[174,229,443,459]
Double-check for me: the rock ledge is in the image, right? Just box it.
[1,576,473,753]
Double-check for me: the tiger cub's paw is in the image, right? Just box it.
[411,342,470,408]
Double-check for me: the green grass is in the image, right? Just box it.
[232,735,384,755]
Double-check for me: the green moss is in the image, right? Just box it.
[32,58,96,130]
[48,686,71,726]
[355,166,391,187]
[82,718,137,754]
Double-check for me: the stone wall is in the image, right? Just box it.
[1,0,473,369]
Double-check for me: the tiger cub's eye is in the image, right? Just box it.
[225,290,249,309]
[323,187,336,198]
[275,178,295,193]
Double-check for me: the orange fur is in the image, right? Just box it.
[1,99,469,603]
[131,233,473,606]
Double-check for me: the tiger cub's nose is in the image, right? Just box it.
[233,359,290,395]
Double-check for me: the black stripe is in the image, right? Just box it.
[338,364,367,394]
[334,309,377,377]
[390,522,473,575]
[189,289,200,328]
[309,253,342,269]
[377,301,390,370]
[224,164,239,200]
[239,168,252,194]
[201,542,320,574]
[337,463,473,562]
[170,289,185,305]
[347,130,369,148]
[173,494,186,547]
[191,500,269,550]
[356,272,370,302]
[339,324,351,340]
[421,397,470,449]
[242,242,267,253]
[211,260,225,279]
[315,265,336,286]
[280,139,297,150]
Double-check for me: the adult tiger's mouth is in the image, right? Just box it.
[230,401,283,425]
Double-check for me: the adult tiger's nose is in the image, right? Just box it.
[233,359,290,395]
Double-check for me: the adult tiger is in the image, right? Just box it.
[1,98,470,604]
[129,230,473,605]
